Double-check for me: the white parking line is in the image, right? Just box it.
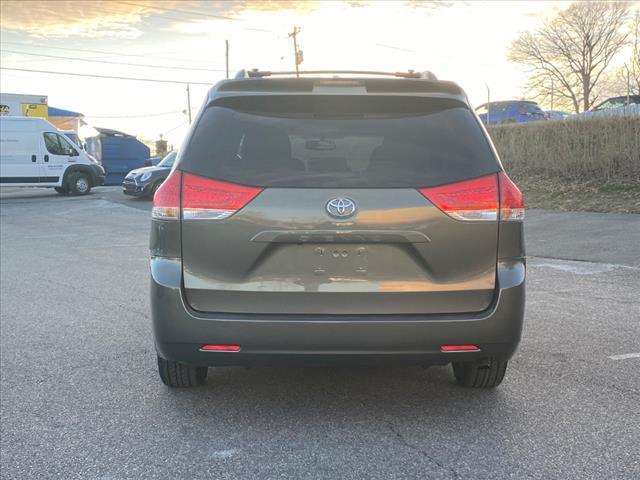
[608,352,640,361]
[529,257,638,274]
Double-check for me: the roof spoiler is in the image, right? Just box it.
[234,69,437,80]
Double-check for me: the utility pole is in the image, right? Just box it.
[186,83,192,124]
[225,39,229,79]
[485,82,490,125]
[288,26,301,77]
[550,78,554,111]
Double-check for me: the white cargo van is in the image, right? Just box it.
[0,117,104,195]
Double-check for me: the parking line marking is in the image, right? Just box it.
[608,352,640,361]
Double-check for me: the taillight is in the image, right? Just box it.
[419,174,498,221]
[419,173,524,222]
[498,171,525,221]
[152,169,180,220]
[181,172,262,221]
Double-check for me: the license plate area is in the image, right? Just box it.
[308,244,370,277]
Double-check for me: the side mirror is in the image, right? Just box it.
[69,149,79,157]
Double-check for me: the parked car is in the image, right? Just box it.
[144,154,163,167]
[476,100,547,124]
[0,116,105,195]
[578,95,640,118]
[123,150,176,198]
[545,110,570,121]
[150,70,525,389]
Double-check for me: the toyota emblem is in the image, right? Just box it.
[326,197,357,219]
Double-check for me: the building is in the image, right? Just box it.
[48,106,85,134]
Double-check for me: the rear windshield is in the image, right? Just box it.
[180,96,499,188]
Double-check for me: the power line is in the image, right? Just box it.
[0,67,213,85]
[375,43,417,53]
[86,110,184,119]
[163,121,188,135]
[0,41,226,66]
[79,1,272,35]
[115,0,237,21]
[113,0,274,32]
[1,49,225,73]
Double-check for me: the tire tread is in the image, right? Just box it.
[453,357,507,388]
[157,355,207,388]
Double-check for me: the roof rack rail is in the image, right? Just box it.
[234,69,437,80]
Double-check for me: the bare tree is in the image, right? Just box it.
[620,11,640,95]
[508,2,631,113]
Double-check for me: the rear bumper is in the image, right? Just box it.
[151,258,525,366]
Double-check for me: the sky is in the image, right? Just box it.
[0,0,571,148]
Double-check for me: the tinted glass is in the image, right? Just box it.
[180,96,499,188]
[521,102,543,113]
[488,102,512,113]
[158,151,177,167]
[57,135,77,155]
[43,132,77,155]
[65,133,82,147]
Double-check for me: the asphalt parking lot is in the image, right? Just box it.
[1,186,639,480]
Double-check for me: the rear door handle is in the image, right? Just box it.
[31,155,37,162]
[44,155,49,163]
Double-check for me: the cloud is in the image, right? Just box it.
[223,1,322,15]
[0,0,326,38]
[0,0,460,40]
[404,0,459,10]
[0,0,153,38]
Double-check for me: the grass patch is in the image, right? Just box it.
[512,175,640,214]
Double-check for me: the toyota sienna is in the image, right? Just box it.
[150,70,525,388]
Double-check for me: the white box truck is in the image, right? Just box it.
[0,93,48,118]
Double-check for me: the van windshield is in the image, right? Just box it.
[180,96,499,188]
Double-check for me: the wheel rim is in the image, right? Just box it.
[76,177,89,193]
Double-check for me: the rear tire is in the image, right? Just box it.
[68,172,91,195]
[54,187,68,195]
[157,354,207,388]
[452,357,507,388]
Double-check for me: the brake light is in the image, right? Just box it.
[181,172,262,221]
[152,169,181,220]
[419,174,498,221]
[498,172,525,221]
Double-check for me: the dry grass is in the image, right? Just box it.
[488,115,640,182]
[511,175,640,214]
[487,116,640,213]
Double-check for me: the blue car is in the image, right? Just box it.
[476,100,547,125]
